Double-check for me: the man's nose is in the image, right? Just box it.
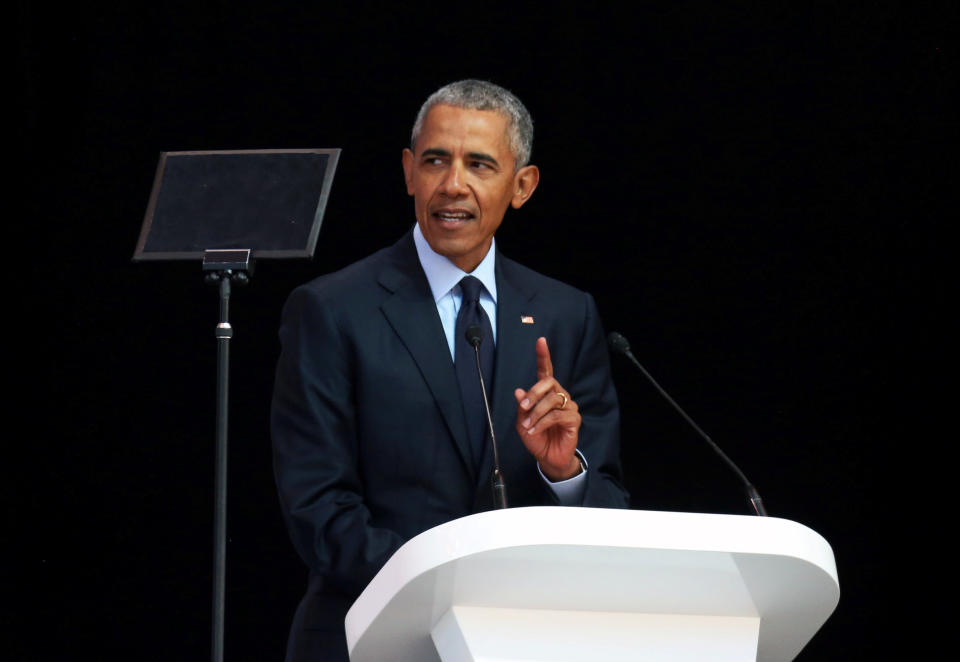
[440,162,469,197]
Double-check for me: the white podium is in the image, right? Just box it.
[345,507,839,662]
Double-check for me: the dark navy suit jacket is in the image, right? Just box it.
[271,231,629,661]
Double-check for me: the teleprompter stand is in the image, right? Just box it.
[133,148,340,662]
[203,248,252,662]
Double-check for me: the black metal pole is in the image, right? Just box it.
[212,273,233,662]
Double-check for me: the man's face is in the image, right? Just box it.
[402,104,539,272]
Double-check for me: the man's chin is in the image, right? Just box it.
[429,238,467,258]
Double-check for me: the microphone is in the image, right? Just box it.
[466,324,508,509]
[608,331,768,516]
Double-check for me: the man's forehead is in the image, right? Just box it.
[415,104,512,153]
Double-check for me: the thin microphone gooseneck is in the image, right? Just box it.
[608,331,767,516]
[466,324,508,509]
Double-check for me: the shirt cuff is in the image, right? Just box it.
[539,449,588,505]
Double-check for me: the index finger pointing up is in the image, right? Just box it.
[536,337,554,380]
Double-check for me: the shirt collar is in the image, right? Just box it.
[413,223,498,303]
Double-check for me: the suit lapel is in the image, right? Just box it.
[377,235,475,480]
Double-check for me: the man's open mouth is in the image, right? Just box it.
[433,209,475,223]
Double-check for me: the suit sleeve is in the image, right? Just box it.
[271,284,405,596]
[569,292,631,509]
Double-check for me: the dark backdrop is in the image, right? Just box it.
[13,2,951,660]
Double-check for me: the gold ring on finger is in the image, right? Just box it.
[556,392,568,409]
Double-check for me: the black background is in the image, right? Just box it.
[13,2,951,660]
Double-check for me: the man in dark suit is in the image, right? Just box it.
[272,80,630,662]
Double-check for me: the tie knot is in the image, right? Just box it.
[459,276,484,303]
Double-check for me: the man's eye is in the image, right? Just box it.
[471,161,492,170]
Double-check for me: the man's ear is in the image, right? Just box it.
[402,148,415,195]
[511,165,540,209]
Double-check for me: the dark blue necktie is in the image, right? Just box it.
[454,275,495,466]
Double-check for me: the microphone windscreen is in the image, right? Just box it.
[465,325,484,347]
[607,331,631,355]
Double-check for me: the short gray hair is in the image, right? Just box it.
[410,79,534,169]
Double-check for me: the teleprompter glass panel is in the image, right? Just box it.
[134,149,340,261]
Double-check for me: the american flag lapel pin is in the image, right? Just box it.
[521,315,535,324]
